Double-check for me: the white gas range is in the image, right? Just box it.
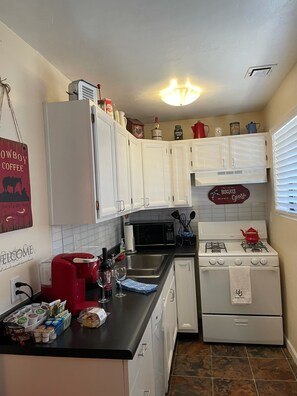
[198,220,283,345]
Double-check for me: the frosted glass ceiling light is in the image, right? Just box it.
[160,79,201,106]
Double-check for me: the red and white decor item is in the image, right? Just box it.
[208,184,250,205]
[0,138,33,233]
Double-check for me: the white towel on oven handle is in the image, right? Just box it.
[229,266,252,304]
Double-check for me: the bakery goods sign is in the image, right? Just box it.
[208,185,250,205]
[0,137,33,233]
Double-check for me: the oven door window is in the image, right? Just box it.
[199,267,282,315]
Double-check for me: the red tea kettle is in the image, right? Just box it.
[191,121,209,138]
[240,227,260,244]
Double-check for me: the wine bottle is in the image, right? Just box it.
[99,247,113,298]
[151,116,162,140]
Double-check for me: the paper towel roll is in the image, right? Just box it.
[124,224,135,252]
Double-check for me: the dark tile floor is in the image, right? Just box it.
[167,334,297,395]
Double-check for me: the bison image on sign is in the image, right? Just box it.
[208,185,250,205]
[0,138,33,233]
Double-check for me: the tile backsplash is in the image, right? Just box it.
[50,183,267,254]
[51,217,122,257]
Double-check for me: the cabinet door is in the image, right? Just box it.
[229,134,267,168]
[114,123,132,213]
[163,269,177,392]
[92,106,118,218]
[175,258,198,333]
[141,141,171,208]
[129,135,144,211]
[129,319,155,396]
[191,138,228,171]
[171,141,192,207]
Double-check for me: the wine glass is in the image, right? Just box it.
[97,274,109,303]
[114,264,127,298]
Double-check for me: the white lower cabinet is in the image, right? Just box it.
[151,293,165,396]
[174,258,198,333]
[129,318,155,396]
[163,266,178,393]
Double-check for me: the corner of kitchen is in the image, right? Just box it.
[1,2,297,396]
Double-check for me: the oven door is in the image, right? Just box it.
[199,266,282,315]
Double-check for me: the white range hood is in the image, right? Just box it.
[194,167,267,186]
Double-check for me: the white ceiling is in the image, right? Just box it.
[1,0,297,123]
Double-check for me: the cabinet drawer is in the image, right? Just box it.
[202,314,283,345]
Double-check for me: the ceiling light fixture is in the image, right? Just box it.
[160,79,201,106]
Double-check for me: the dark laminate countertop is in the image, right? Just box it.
[0,246,196,360]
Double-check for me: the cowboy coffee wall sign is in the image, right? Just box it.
[208,185,250,205]
[0,137,33,233]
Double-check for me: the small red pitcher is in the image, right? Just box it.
[191,121,209,138]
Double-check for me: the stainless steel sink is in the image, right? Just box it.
[124,253,168,278]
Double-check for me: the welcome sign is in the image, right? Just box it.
[0,137,33,233]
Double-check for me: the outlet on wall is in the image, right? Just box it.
[10,276,21,304]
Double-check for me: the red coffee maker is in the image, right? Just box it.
[40,253,100,315]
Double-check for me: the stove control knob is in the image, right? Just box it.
[251,258,259,265]
[234,258,242,266]
[217,258,225,265]
[209,258,216,265]
[260,258,268,265]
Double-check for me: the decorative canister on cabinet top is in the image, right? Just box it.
[230,122,240,135]
[174,125,183,140]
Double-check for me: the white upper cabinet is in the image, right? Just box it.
[129,134,144,211]
[114,123,132,213]
[170,140,192,207]
[141,140,171,208]
[228,134,267,168]
[192,137,228,171]
[92,105,118,218]
[44,100,118,224]
[191,133,267,171]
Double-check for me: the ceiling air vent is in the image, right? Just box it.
[245,64,277,78]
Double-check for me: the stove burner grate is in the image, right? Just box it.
[205,242,227,253]
[241,241,268,253]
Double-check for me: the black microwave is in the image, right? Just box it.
[132,222,175,248]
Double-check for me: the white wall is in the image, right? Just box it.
[264,61,297,359]
[144,110,266,141]
[0,22,122,315]
[0,21,70,314]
